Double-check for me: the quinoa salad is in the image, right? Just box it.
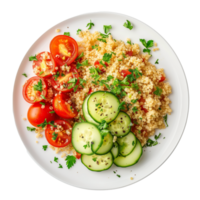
[22,20,172,171]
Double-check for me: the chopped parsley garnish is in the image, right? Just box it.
[100,32,111,38]
[118,101,126,111]
[64,32,70,36]
[48,121,56,127]
[107,75,114,81]
[158,107,161,110]
[97,120,108,130]
[132,141,135,146]
[103,25,112,34]
[33,79,43,92]
[127,40,134,45]
[67,78,78,90]
[79,116,85,122]
[27,127,36,131]
[92,44,99,50]
[111,51,116,55]
[86,20,94,30]
[40,102,45,105]
[74,85,78,92]
[132,106,138,113]
[123,20,133,30]
[139,117,142,120]
[146,139,158,147]
[163,137,165,139]
[92,157,97,162]
[29,55,37,61]
[53,72,60,81]
[37,119,48,128]
[39,71,44,75]
[122,53,127,58]
[76,52,84,61]
[77,29,81,35]
[140,39,154,55]
[40,95,46,100]
[99,60,107,68]
[43,145,48,151]
[52,132,58,141]
[79,77,86,88]
[113,171,116,174]
[49,111,55,113]
[65,155,76,169]
[163,114,168,127]
[131,99,138,104]
[117,174,121,178]
[54,157,58,163]
[76,60,90,69]
[131,83,139,91]
[138,130,141,134]
[97,38,107,43]
[83,144,87,149]
[58,164,63,168]
[154,86,162,96]
[155,133,161,140]
[155,59,159,64]
[22,73,27,77]
[127,68,142,82]
[102,53,112,63]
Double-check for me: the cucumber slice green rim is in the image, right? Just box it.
[82,95,99,125]
[87,91,120,123]
[72,122,103,155]
[81,152,113,172]
[108,112,131,137]
[95,132,113,155]
[111,142,119,159]
[117,132,137,156]
[114,139,143,168]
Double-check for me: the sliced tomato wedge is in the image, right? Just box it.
[159,75,166,82]
[32,52,56,78]
[51,64,79,92]
[53,93,78,119]
[139,97,148,113]
[23,76,47,104]
[50,35,78,66]
[120,70,132,77]
[45,119,72,147]
[94,60,108,73]
[75,152,81,159]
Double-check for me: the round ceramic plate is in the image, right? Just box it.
[13,12,189,190]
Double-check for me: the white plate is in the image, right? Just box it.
[13,12,189,190]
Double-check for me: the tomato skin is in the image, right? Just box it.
[94,60,108,73]
[22,76,48,104]
[27,103,56,127]
[32,52,56,78]
[120,70,132,77]
[139,97,148,113]
[50,35,78,66]
[53,93,78,119]
[88,88,92,95]
[159,75,166,82]
[45,119,72,147]
[75,152,81,159]
[126,51,133,56]
[51,64,79,92]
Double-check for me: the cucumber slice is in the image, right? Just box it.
[108,112,131,137]
[117,132,137,156]
[81,152,113,172]
[111,142,119,159]
[95,132,113,155]
[114,139,143,167]
[72,122,103,155]
[87,91,120,123]
[82,95,99,125]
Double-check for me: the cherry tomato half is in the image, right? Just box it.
[45,119,72,147]
[126,51,133,56]
[75,152,81,159]
[120,70,132,78]
[53,93,78,119]
[159,75,166,82]
[50,35,78,66]
[27,103,56,127]
[51,64,79,92]
[23,76,47,104]
[139,97,148,113]
[33,52,56,78]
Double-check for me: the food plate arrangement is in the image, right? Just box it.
[11,11,190,190]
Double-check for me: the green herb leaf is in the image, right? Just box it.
[97,38,107,43]
[92,44,99,50]
[103,25,112,34]
[132,141,135,146]
[40,102,45,105]
[146,40,154,48]
[86,20,94,30]
[40,95,46,100]
[102,53,112,63]
[39,71,44,75]
[22,73,27,77]
[107,75,113,81]
[131,83,139,91]
[155,133,161,140]
[154,86,162,96]
[131,99,138,104]
[79,77,86,88]
[76,60,90,69]
[83,144,87,149]
[29,55,37,61]
[163,115,168,127]
[122,53,127,58]
[65,155,76,169]
[77,29,81,35]
[143,48,151,55]
[79,116,85,122]
[100,32,111,38]
[54,157,58,163]
[127,68,142,82]
[64,32,70,36]
[49,111,55,114]
[118,101,126,111]
[146,139,158,147]
[127,40,133,45]
[92,157,97,162]
[76,52,84,61]
[43,145,48,151]
[52,132,58,141]
[123,20,133,30]
[132,106,138,113]
[58,164,63,168]
[27,127,36,131]
[33,79,43,92]
[48,121,56,127]
[37,119,48,128]
[100,129,110,138]
[155,59,159,64]
[117,174,121,178]
[97,120,108,130]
